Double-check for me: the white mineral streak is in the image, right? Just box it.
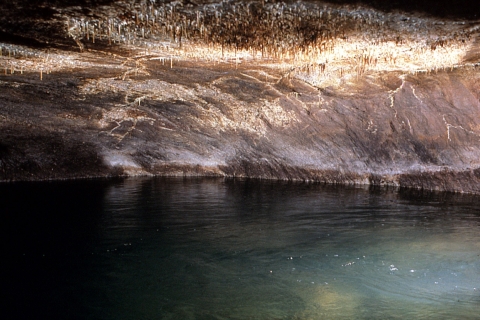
[80,78,298,137]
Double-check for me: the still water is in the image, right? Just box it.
[2,177,480,319]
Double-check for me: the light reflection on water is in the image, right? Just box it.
[2,177,480,319]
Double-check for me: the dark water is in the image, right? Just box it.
[2,177,480,319]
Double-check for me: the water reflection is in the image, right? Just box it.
[2,177,480,319]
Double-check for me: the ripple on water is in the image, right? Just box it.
[3,178,480,319]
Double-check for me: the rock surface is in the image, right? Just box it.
[1,0,480,193]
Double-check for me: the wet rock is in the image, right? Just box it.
[1,1,480,193]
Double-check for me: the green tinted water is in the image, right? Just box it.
[3,178,480,319]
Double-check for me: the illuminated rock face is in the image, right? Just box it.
[0,1,479,193]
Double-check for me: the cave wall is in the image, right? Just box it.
[1,60,480,193]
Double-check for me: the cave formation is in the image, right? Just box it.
[1,0,480,193]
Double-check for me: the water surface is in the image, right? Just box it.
[2,178,480,319]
